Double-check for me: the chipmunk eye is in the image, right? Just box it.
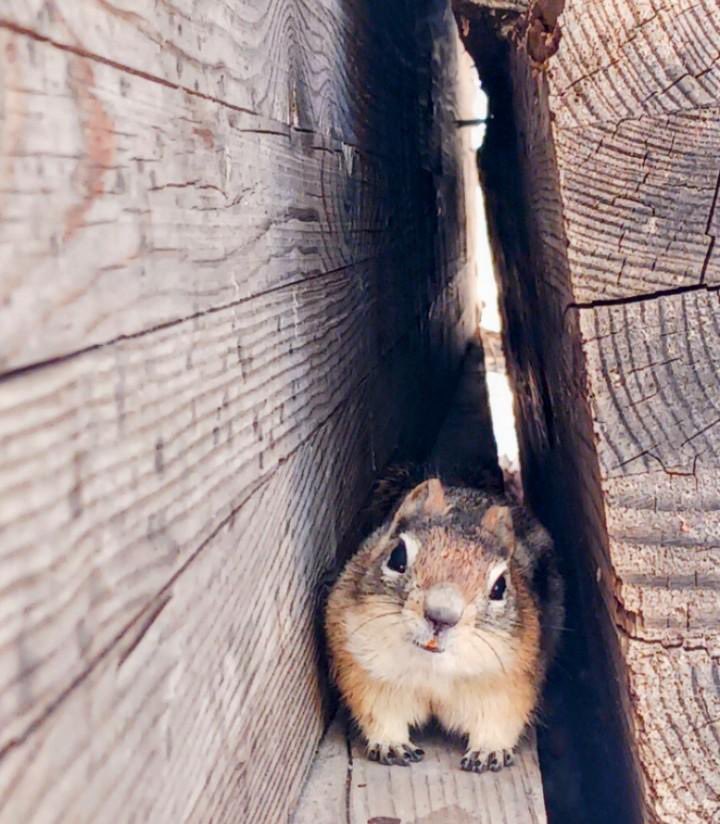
[489,574,507,601]
[386,539,407,573]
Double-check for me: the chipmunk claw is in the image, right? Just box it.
[461,748,515,773]
[367,742,425,766]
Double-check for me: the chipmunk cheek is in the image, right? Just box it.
[462,602,478,623]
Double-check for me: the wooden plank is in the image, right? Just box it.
[292,723,349,824]
[0,386,391,823]
[349,729,544,824]
[577,295,720,823]
[547,5,720,818]
[294,720,545,824]
[550,0,720,301]
[0,0,480,819]
[0,26,423,371]
[294,348,545,824]
[556,110,720,301]
[0,299,476,823]
[457,0,720,821]
[549,0,720,129]
[0,262,472,761]
[1,0,413,146]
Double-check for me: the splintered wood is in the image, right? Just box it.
[0,1,480,822]
[293,349,546,824]
[457,0,720,821]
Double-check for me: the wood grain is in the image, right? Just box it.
[0,388,388,823]
[0,265,374,749]
[0,24,421,371]
[294,721,546,824]
[556,110,720,301]
[579,296,720,823]
[1,0,405,146]
[0,250,475,768]
[549,0,720,129]
[0,1,479,821]
[552,0,720,301]
[457,0,720,821]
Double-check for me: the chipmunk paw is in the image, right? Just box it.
[367,741,425,766]
[460,747,515,773]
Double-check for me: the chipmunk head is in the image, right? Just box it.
[348,479,526,681]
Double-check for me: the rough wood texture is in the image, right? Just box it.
[294,348,545,824]
[3,0,404,146]
[0,1,480,821]
[294,721,545,824]
[0,14,421,372]
[458,1,720,822]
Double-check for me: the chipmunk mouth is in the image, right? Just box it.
[414,637,444,654]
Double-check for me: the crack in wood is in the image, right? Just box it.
[344,724,353,824]
[567,281,720,313]
[117,592,173,669]
[0,17,391,161]
[0,466,263,764]
[699,169,720,283]
[0,257,375,386]
[0,17,258,116]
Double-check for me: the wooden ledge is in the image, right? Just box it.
[294,721,546,824]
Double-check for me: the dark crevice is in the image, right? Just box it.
[344,724,354,824]
[700,168,720,283]
[454,6,645,823]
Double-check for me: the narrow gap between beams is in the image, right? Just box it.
[457,47,521,496]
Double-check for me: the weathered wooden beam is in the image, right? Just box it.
[2,0,402,145]
[0,383,395,822]
[0,22,425,372]
[0,0,480,820]
[457,0,720,821]
[294,721,546,824]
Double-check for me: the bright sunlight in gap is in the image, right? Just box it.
[460,51,520,480]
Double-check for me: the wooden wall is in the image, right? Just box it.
[0,2,478,820]
[458,1,720,822]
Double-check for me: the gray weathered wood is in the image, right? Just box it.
[458,0,720,820]
[294,721,545,824]
[2,0,399,147]
[0,267,400,749]
[0,390,390,823]
[0,23,417,372]
[0,1,480,821]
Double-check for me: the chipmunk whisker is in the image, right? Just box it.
[468,630,507,675]
[345,610,404,641]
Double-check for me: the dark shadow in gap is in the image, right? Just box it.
[454,7,644,823]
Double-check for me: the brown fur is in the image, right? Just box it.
[326,478,563,769]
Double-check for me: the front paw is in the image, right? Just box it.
[460,748,515,773]
[367,741,425,766]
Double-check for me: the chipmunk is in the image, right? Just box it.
[325,476,563,772]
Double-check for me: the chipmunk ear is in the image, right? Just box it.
[394,478,447,521]
[480,505,516,548]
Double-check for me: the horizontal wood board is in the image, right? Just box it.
[294,721,545,824]
[0,0,440,371]
[0,0,480,821]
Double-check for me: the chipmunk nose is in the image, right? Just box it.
[424,584,464,632]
